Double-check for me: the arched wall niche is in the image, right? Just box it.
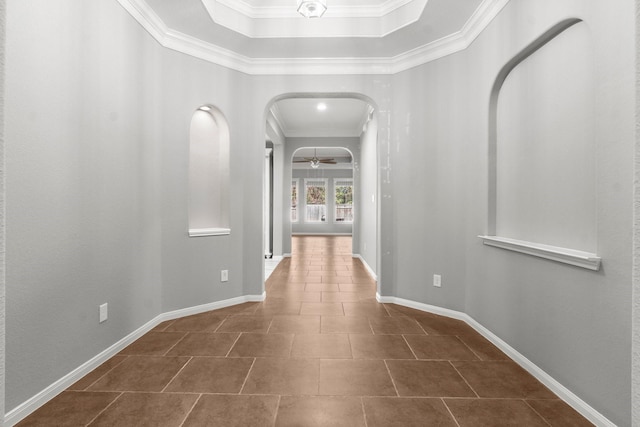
[188,105,231,237]
[481,19,602,271]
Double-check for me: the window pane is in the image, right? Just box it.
[305,179,327,222]
[291,180,298,222]
[334,179,353,223]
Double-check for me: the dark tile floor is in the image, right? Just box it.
[17,236,593,426]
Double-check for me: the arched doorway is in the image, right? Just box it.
[263,94,379,285]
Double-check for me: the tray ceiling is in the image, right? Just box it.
[118,0,509,74]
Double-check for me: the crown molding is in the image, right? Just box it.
[116,0,510,75]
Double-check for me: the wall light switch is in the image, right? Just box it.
[221,270,229,282]
[433,274,442,288]
[99,303,108,323]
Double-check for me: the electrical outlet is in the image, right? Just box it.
[433,274,442,288]
[99,303,108,323]
[221,269,229,282]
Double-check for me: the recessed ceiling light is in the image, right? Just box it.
[199,105,211,111]
[317,102,327,111]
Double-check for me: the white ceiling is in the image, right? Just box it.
[270,98,372,138]
[123,0,506,73]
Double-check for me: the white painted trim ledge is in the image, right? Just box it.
[376,294,616,427]
[479,235,602,271]
[4,293,266,427]
[188,227,231,237]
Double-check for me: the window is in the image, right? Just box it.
[305,178,327,222]
[334,178,354,223]
[291,179,298,222]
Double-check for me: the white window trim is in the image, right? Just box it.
[333,177,354,224]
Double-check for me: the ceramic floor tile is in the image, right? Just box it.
[227,333,294,358]
[291,334,352,358]
[269,315,321,334]
[87,392,198,427]
[87,356,190,392]
[349,334,415,359]
[368,316,425,334]
[362,397,458,427]
[182,394,279,427]
[445,398,550,427]
[18,237,593,427]
[342,302,389,317]
[386,360,476,397]
[162,312,227,332]
[321,316,373,334]
[300,302,345,315]
[457,333,511,361]
[416,315,478,336]
[321,291,363,302]
[164,357,254,393]
[208,302,260,316]
[242,358,320,395]
[319,359,396,396]
[452,361,556,399]
[276,396,366,427]
[306,283,341,292]
[216,316,273,333]
[15,391,120,427]
[526,399,595,426]
[165,332,239,356]
[68,356,128,390]
[404,335,480,360]
[118,331,187,356]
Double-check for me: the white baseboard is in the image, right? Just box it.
[376,294,616,427]
[352,254,377,281]
[4,293,266,427]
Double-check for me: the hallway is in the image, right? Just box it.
[18,236,592,426]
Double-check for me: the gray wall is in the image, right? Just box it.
[358,115,378,275]
[0,0,6,421]
[2,0,637,424]
[389,1,634,424]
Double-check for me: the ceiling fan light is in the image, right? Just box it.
[310,159,320,168]
[297,0,327,18]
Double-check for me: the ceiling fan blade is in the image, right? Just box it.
[319,160,337,164]
[293,160,311,163]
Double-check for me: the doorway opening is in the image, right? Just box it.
[263,94,379,285]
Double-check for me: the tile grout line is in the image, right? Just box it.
[448,361,480,398]
[456,334,484,361]
[225,332,244,357]
[360,396,370,427]
[161,357,193,393]
[80,355,129,391]
[162,332,189,356]
[178,393,203,427]
[382,360,401,397]
[84,391,124,426]
[238,358,257,395]
[523,399,554,426]
[401,334,419,360]
[271,395,282,427]
[440,398,463,427]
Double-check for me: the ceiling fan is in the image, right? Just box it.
[293,148,336,168]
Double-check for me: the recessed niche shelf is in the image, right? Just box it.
[188,228,231,237]
[479,235,601,271]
